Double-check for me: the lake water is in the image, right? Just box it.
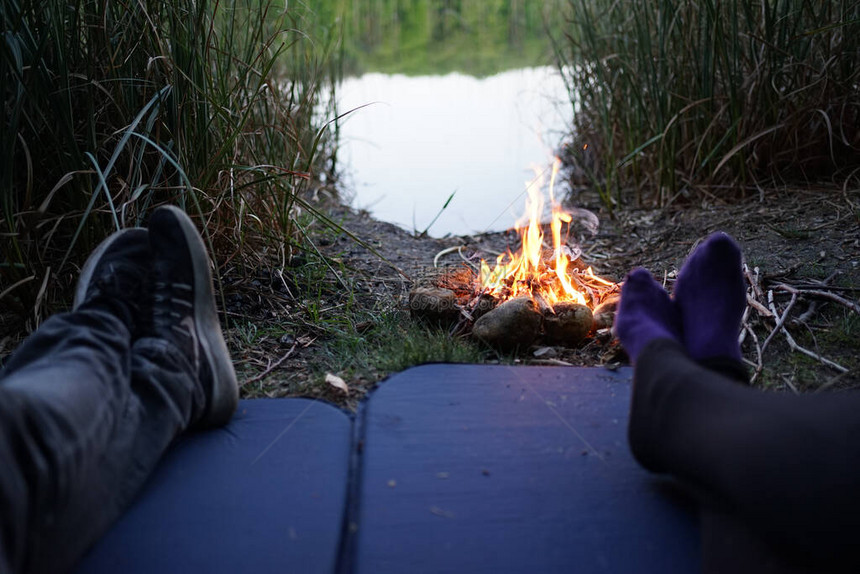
[324,0,572,238]
[337,66,571,237]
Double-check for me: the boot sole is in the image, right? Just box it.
[155,206,238,427]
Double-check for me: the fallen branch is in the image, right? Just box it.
[760,292,798,355]
[773,283,860,315]
[242,341,299,386]
[746,294,773,318]
[743,264,764,301]
[767,291,848,374]
[532,358,575,367]
[433,245,466,268]
[782,331,849,373]
[738,303,751,345]
[744,324,763,382]
[782,375,800,395]
[796,300,820,324]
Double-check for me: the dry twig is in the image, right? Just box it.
[774,283,860,315]
[741,260,855,381]
[242,341,299,386]
[760,292,798,355]
[744,325,764,382]
[766,290,848,374]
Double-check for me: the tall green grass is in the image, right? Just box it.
[557,0,860,209]
[0,0,339,332]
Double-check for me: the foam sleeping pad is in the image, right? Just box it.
[75,399,352,574]
[76,365,700,574]
[348,364,699,574]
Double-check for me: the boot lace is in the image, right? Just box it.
[153,281,199,368]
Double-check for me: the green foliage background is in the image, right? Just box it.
[319,0,567,77]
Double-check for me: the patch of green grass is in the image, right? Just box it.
[321,310,486,382]
[788,353,830,389]
[768,224,812,241]
[759,306,860,391]
[804,308,860,356]
[233,322,262,348]
[755,350,834,392]
[836,312,860,339]
[797,263,835,281]
[240,373,288,399]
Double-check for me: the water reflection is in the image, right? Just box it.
[338,67,571,237]
[325,0,571,236]
[330,0,567,78]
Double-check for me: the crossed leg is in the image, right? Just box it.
[617,233,860,572]
[0,207,237,574]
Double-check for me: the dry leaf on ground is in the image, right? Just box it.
[325,373,349,394]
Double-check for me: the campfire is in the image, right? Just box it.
[478,159,616,309]
[410,159,620,352]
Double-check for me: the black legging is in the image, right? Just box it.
[630,339,860,573]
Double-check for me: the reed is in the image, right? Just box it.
[557,0,860,209]
[0,0,339,332]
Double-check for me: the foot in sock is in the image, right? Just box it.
[615,268,682,362]
[673,232,746,362]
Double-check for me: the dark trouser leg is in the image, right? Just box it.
[630,339,860,572]
[0,307,201,574]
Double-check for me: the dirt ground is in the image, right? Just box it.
[5,187,854,406]
[223,184,860,406]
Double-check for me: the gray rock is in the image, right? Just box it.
[472,296,541,352]
[409,287,459,324]
[472,293,496,319]
[544,302,593,346]
[592,296,619,331]
[533,346,558,358]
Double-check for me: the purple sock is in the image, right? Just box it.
[615,268,682,362]
[673,232,746,362]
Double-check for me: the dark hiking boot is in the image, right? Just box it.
[73,228,152,335]
[148,205,238,427]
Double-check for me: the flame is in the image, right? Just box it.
[479,158,614,309]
